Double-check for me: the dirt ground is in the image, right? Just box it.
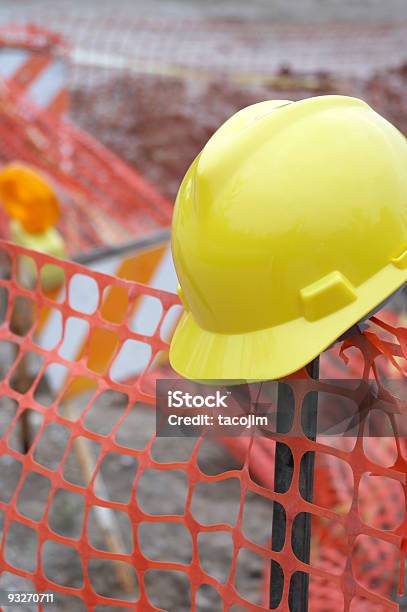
[70,64,407,203]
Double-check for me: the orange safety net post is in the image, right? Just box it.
[0,239,406,611]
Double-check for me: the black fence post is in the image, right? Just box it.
[270,357,320,610]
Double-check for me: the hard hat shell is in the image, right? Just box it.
[169,96,407,381]
[10,220,66,291]
[0,162,60,233]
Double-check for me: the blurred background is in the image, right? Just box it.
[1,0,406,203]
[0,2,406,611]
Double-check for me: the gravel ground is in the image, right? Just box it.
[70,64,407,203]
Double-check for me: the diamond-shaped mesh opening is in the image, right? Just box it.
[0,455,22,503]
[137,468,188,516]
[48,488,85,539]
[9,351,44,394]
[33,362,69,407]
[57,377,99,416]
[0,573,35,597]
[84,390,128,436]
[115,401,156,451]
[96,451,138,503]
[69,273,99,314]
[358,473,405,530]
[363,417,399,467]
[88,558,139,600]
[16,471,51,521]
[33,423,71,470]
[58,316,89,360]
[33,307,64,351]
[198,531,234,583]
[197,436,245,476]
[0,286,9,326]
[309,575,345,610]
[269,561,285,609]
[101,284,129,324]
[15,256,37,290]
[8,408,43,453]
[0,340,19,381]
[242,490,276,548]
[40,264,65,295]
[109,338,152,383]
[0,396,18,436]
[139,521,192,563]
[62,436,101,487]
[145,569,191,612]
[191,478,241,526]
[301,452,354,513]
[0,247,12,275]
[10,295,36,336]
[352,535,400,592]
[5,521,38,572]
[195,584,223,612]
[88,506,133,554]
[234,547,266,605]
[42,540,83,588]
[151,434,196,463]
[88,328,120,375]
[129,294,163,336]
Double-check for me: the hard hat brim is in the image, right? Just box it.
[169,263,406,381]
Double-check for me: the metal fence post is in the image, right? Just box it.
[270,357,319,610]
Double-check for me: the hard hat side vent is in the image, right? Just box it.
[391,247,407,270]
[300,271,357,322]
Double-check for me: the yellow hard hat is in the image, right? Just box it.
[10,220,66,291]
[0,162,60,233]
[169,96,407,381]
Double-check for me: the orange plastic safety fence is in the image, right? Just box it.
[0,239,406,611]
[0,77,172,253]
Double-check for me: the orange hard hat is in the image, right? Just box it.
[0,162,60,233]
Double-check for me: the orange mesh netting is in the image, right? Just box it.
[0,239,406,611]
